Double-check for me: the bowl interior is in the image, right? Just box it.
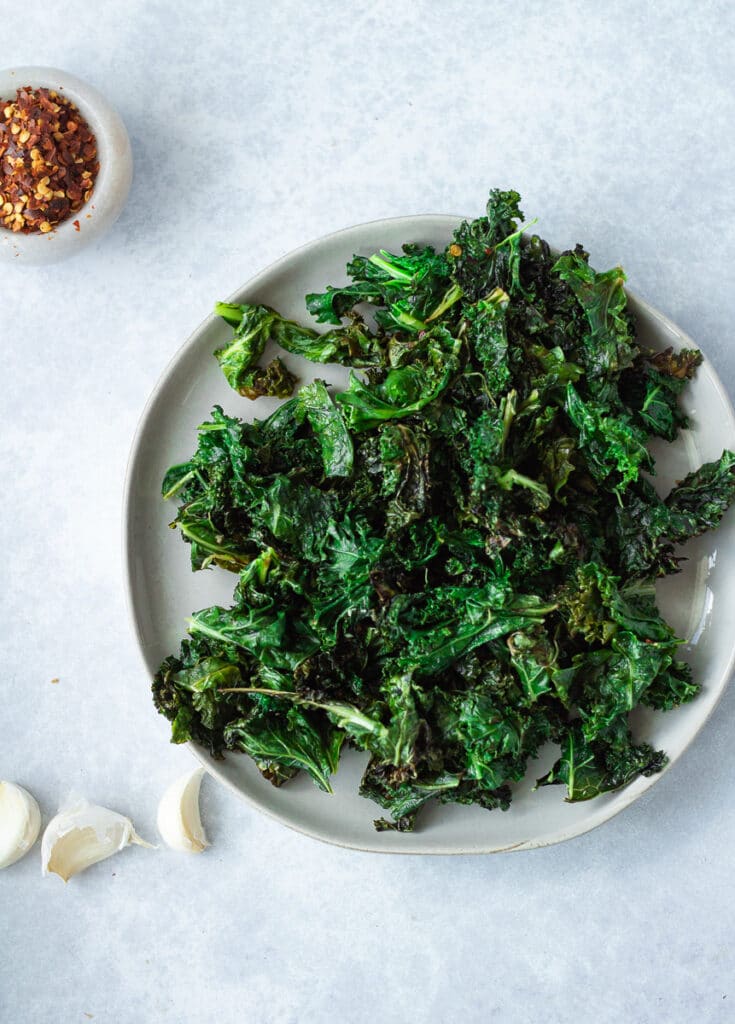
[124,215,735,853]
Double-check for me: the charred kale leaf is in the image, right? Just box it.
[153,189,735,831]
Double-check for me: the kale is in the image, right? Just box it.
[152,189,735,831]
[306,244,455,331]
[214,301,384,394]
[613,453,735,576]
[552,248,637,385]
[235,357,296,401]
[536,720,667,802]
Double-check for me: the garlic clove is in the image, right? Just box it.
[0,781,42,869]
[157,766,209,853]
[42,797,153,882]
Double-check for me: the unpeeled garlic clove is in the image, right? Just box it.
[157,766,209,853]
[0,781,42,868]
[42,797,153,882]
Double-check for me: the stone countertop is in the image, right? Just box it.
[3,2,734,1021]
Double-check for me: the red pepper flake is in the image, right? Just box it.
[73,218,80,231]
[0,86,99,234]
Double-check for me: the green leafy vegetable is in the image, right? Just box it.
[235,357,297,401]
[225,709,343,792]
[536,720,666,802]
[153,188,735,832]
[298,379,354,478]
[553,249,637,384]
[306,244,454,329]
[564,383,651,494]
[214,302,384,394]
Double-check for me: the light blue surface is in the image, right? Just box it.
[2,2,734,1021]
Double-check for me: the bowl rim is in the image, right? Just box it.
[122,213,735,854]
[0,65,132,260]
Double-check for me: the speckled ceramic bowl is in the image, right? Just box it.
[124,216,735,853]
[0,66,132,265]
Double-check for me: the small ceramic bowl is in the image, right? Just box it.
[0,66,133,265]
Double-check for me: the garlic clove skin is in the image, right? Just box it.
[0,782,42,869]
[42,797,153,882]
[157,766,209,853]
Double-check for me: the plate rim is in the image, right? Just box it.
[122,213,735,854]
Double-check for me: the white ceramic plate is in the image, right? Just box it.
[123,216,735,853]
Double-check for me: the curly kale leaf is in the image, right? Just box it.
[306,244,454,330]
[361,768,462,832]
[257,475,338,561]
[215,302,384,390]
[362,762,511,833]
[160,407,265,570]
[213,302,274,388]
[565,383,651,493]
[614,452,735,574]
[387,582,557,676]
[214,302,336,390]
[379,423,431,531]
[561,563,678,645]
[225,709,344,792]
[235,357,297,400]
[649,346,703,380]
[298,379,354,478]
[620,348,702,442]
[311,671,423,768]
[449,189,526,301]
[642,659,701,711]
[219,671,423,776]
[309,517,384,645]
[436,683,554,790]
[553,248,638,384]
[541,435,577,499]
[537,720,666,802]
[337,326,461,431]
[464,287,511,394]
[153,645,245,754]
[305,281,384,325]
[573,632,674,741]
[188,602,319,672]
[507,628,557,703]
[623,364,690,441]
[665,450,735,535]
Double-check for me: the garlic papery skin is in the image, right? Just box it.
[157,766,209,853]
[0,782,42,868]
[42,797,153,882]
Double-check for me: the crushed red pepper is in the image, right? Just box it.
[0,86,99,234]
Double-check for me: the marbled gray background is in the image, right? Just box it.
[2,1,734,1021]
